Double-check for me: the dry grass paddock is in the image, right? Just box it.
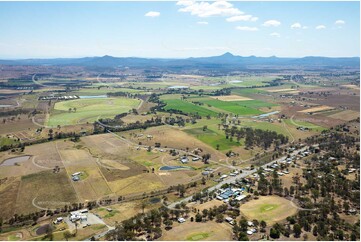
[160,220,233,241]
[298,105,335,113]
[211,95,253,101]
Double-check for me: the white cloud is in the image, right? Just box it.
[291,22,302,29]
[262,20,281,27]
[226,15,258,22]
[197,21,208,25]
[145,11,160,17]
[335,20,345,25]
[235,26,258,31]
[315,25,326,30]
[177,1,243,17]
[270,32,281,37]
[291,22,308,30]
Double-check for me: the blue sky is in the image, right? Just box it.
[0,1,359,58]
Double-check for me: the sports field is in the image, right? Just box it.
[47,97,140,126]
[240,196,298,225]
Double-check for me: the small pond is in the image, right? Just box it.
[159,166,193,171]
[1,155,31,166]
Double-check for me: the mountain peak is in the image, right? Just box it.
[221,52,235,57]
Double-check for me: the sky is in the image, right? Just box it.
[0,1,359,58]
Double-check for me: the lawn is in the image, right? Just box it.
[186,232,210,241]
[47,97,141,126]
[240,196,298,225]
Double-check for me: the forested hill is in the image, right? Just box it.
[0,52,359,70]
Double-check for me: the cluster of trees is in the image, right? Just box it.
[233,218,267,241]
[254,127,360,240]
[211,88,232,96]
[257,169,283,196]
[224,126,288,149]
[107,91,141,99]
[106,205,189,241]
[93,117,164,133]
[0,108,37,118]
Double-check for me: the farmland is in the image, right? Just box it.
[0,55,359,242]
[47,97,141,126]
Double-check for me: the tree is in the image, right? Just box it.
[238,231,249,241]
[141,199,148,214]
[260,220,267,232]
[293,223,302,238]
[195,213,202,222]
[63,231,72,241]
[215,213,224,223]
[270,228,280,239]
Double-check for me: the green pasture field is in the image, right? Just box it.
[239,120,289,136]
[0,137,20,147]
[197,99,263,116]
[231,88,268,96]
[162,99,218,117]
[184,127,242,150]
[284,118,326,132]
[47,97,140,126]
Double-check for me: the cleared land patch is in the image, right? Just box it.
[298,105,335,113]
[328,110,360,121]
[211,95,253,101]
[240,196,297,225]
[160,221,233,241]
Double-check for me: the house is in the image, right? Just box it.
[53,217,63,224]
[225,217,234,225]
[80,209,88,213]
[72,175,80,181]
[180,156,189,164]
[106,208,113,212]
[235,195,247,201]
[178,217,186,223]
[220,174,228,179]
[247,221,254,227]
[72,172,82,177]
[192,157,200,161]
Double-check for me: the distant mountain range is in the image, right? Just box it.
[0,52,359,70]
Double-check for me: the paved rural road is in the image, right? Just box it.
[167,146,308,209]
